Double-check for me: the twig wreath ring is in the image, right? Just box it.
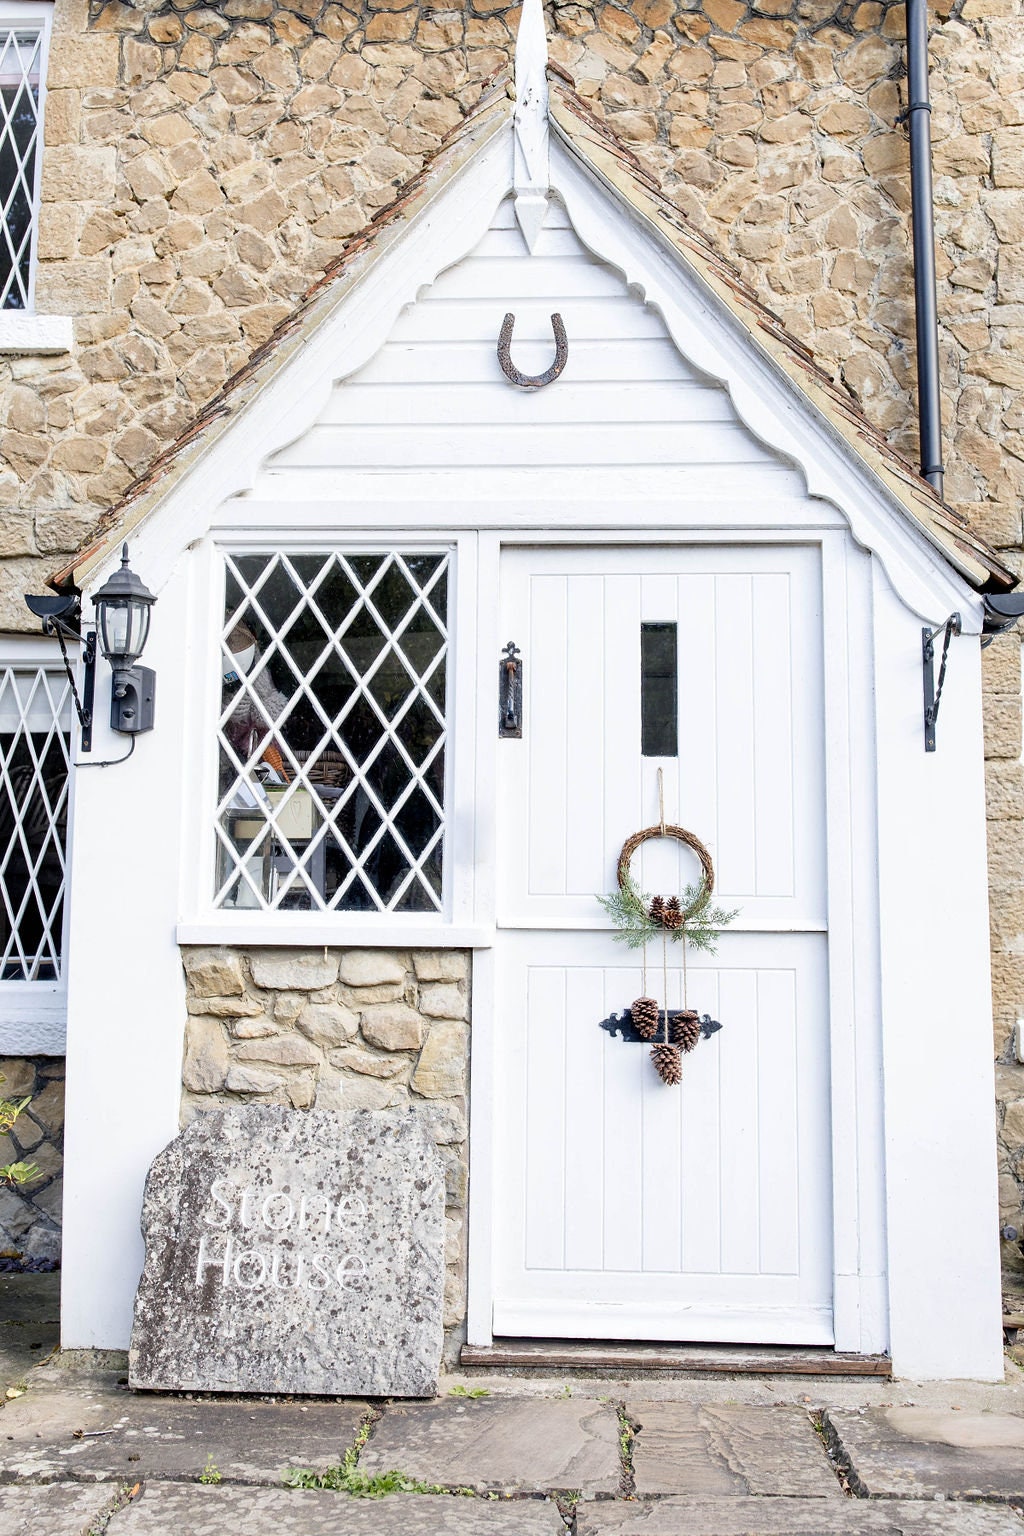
[616,823,715,921]
[597,824,736,952]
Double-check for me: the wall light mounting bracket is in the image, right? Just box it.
[23,592,96,753]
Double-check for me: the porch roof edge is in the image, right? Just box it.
[547,77,1015,596]
[48,75,514,593]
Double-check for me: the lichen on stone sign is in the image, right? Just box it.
[129,1105,445,1396]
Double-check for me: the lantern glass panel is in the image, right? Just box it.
[99,598,150,664]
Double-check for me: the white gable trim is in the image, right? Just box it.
[82,113,979,635]
[548,137,980,631]
[84,125,513,598]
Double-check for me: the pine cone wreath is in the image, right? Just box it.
[649,895,666,924]
[662,896,684,931]
[670,1010,701,1053]
[631,996,660,1040]
[651,1042,683,1084]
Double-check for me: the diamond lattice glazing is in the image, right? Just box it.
[0,667,72,981]
[216,551,450,914]
[0,27,43,311]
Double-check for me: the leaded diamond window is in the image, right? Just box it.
[0,666,72,980]
[216,551,450,914]
[0,14,47,312]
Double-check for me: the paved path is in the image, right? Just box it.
[0,1275,1021,1535]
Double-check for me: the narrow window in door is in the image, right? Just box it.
[640,622,677,757]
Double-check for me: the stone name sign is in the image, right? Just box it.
[129,1106,445,1396]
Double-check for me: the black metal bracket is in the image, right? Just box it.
[499,641,523,738]
[24,593,95,753]
[922,611,960,752]
[497,312,568,389]
[599,1009,723,1044]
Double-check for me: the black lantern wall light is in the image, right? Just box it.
[25,543,157,758]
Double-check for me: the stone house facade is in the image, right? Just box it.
[0,0,1021,1337]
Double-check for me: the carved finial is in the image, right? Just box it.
[514,0,549,252]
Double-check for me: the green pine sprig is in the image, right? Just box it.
[597,872,737,954]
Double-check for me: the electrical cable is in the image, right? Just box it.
[75,735,136,769]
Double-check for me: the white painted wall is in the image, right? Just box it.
[60,558,190,1347]
[872,567,1004,1379]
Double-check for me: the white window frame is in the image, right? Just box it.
[0,633,74,1054]
[177,531,484,949]
[0,2,72,355]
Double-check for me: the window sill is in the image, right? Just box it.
[0,987,66,1055]
[0,313,72,355]
[176,916,495,950]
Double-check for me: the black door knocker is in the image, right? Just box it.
[497,312,568,389]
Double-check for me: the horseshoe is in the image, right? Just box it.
[497,311,568,389]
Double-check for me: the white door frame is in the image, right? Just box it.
[467,527,888,1357]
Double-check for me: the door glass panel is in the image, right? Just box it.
[641,621,677,757]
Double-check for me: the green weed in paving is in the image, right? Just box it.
[284,1430,475,1500]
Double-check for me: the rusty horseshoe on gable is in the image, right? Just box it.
[497,312,568,389]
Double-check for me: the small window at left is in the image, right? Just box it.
[0,8,50,312]
[0,662,71,980]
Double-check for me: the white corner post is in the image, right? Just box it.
[513,0,549,251]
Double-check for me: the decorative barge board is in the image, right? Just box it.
[56,0,1008,1382]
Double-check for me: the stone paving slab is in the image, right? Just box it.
[0,1389,367,1485]
[825,1409,1024,1501]
[576,1497,1024,1535]
[0,1274,59,1326]
[0,1321,59,1394]
[628,1402,841,1498]
[0,1483,116,1535]
[106,1484,568,1534]
[361,1397,621,1496]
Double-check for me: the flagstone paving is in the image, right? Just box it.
[0,1390,367,1485]
[0,1322,1023,1536]
[0,1483,116,1536]
[824,1408,1024,1503]
[359,1396,622,1496]
[576,1499,1024,1535]
[0,1274,59,1400]
[102,1484,568,1534]
[627,1402,841,1498]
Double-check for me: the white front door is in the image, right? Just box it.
[491,544,834,1345]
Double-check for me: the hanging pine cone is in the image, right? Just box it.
[651,1042,683,1085]
[670,1009,701,1052]
[631,996,660,1040]
[649,895,666,924]
[661,896,684,931]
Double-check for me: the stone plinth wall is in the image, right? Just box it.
[180,946,470,1348]
[0,1057,65,1263]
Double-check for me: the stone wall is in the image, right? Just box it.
[0,1057,64,1263]
[180,946,470,1351]
[985,631,1024,1289]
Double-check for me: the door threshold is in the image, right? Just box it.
[460,1338,892,1378]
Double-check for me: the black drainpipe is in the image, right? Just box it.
[905,0,945,499]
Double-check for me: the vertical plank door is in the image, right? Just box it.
[492,545,833,1344]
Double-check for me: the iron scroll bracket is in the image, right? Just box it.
[497,312,568,389]
[922,611,961,752]
[599,1009,723,1044]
